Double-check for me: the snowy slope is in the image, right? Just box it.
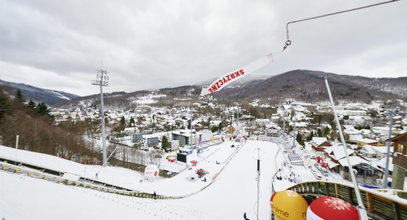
[1,140,406,220]
[172,140,279,220]
[0,140,279,220]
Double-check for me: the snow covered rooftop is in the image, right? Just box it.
[338,155,370,167]
[311,137,330,146]
[372,157,393,171]
[325,157,340,169]
[325,144,354,161]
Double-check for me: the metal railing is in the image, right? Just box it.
[287,181,407,220]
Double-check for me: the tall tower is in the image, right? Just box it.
[92,69,109,165]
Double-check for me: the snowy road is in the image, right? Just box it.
[0,140,279,220]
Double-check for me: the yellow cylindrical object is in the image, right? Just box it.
[272,190,308,220]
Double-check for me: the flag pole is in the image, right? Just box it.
[324,77,367,220]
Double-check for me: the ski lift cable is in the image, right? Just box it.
[283,0,400,51]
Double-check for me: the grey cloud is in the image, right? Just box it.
[0,0,405,96]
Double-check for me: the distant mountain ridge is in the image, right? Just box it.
[3,70,406,108]
[215,70,407,103]
[58,70,407,109]
[0,79,79,106]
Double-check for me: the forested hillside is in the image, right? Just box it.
[0,87,100,163]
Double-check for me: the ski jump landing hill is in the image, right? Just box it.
[1,140,407,220]
[0,140,277,219]
[0,140,243,200]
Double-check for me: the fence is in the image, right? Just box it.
[287,181,407,220]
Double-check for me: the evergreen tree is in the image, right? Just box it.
[28,100,36,109]
[120,116,126,126]
[296,133,304,146]
[161,136,171,152]
[323,126,330,137]
[16,89,24,102]
[187,119,192,129]
[36,102,49,116]
[129,117,135,127]
[114,116,126,132]
[317,128,322,137]
[0,90,10,119]
[306,131,314,141]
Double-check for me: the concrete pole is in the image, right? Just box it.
[382,111,393,188]
[324,77,367,220]
[100,72,107,166]
[282,115,286,137]
[92,69,109,166]
[256,148,260,220]
[292,121,296,148]
[15,135,19,149]
[291,107,296,148]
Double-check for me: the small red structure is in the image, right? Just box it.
[307,197,359,220]
[322,162,328,169]
[196,168,207,178]
[166,155,176,163]
[316,155,323,164]
[190,160,198,166]
[316,156,320,163]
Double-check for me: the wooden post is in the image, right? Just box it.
[349,187,355,205]
[366,192,373,213]
[325,183,329,196]
[392,203,400,220]
[335,183,339,198]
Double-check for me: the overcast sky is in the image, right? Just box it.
[0,0,406,96]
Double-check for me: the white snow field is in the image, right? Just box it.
[0,140,280,220]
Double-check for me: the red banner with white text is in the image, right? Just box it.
[200,54,273,96]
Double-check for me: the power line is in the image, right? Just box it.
[283,0,400,51]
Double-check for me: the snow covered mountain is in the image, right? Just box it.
[216,70,407,103]
[5,69,406,109]
[0,79,79,106]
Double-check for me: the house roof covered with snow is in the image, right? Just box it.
[372,157,393,171]
[325,144,354,161]
[311,137,331,147]
[338,155,370,167]
[325,157,340,169]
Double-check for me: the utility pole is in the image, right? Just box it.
[237,106,240,137]
[256,147,261,220]
[324,77,367,220]
[291,107,296,148]
[92,69,109,166]
[292,122,296,148]
[383,110,395,188]
[282,114,286,137]
[15,135,19,149]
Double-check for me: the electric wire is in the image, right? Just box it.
[283,0,400,51]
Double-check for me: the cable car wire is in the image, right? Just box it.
[283,0,400,51]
